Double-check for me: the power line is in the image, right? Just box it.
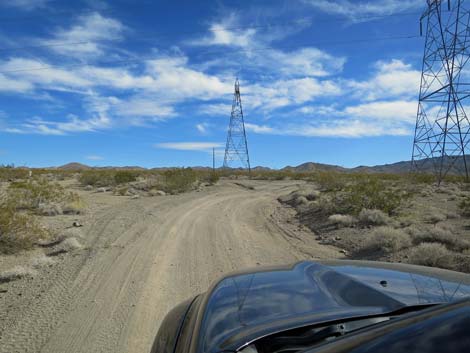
[0,33,421,75]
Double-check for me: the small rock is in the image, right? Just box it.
[97,187,107,193]
[84,185,93,191]
[72,221,82,227]
[335,236,342,241]
[131,194,140,199]
[339,249,348,255]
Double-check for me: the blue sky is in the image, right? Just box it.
[0,0,426,168]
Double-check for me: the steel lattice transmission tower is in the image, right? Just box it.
[223,78,251,172]
[412,0,470,183]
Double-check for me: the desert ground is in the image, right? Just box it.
[0,178,341,353]
[0,170,469,353]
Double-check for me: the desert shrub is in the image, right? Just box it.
[410,226,470,252]
[8,179,64,210]
[199,171,220,185]
[161,168,198,194]
[310,171,347,192]
[207,172,220,185]
[114,171,137,185]
[407,172,436,184]
[0,166,30,181]
[62,194,86,214]
[459,196,470,217]
[7,179,79,214]
[338,178,405,215]
[0,201,48,253]
[408,243,454,269]
[328,214,356,228]
[358,209,390,226]
[78,170,115,187]
[424,210,446,224]
[363,227,412,253]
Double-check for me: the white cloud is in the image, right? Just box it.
[145,56,232,100]
[85,155,104,161]
[190,14,256,48]
[155,142,223,151]
[0,58,92,89]
[2,0,49,10]
[6,114,112,135]
[245,77,342,111]
[348,59,421,101]
[303,0,423,20]
[344,100,417,123]
[258,48,346,78]
[245,123,274,133]
[42,12,125,57]
[196,123,210,134]
[0,73,33,92]
[198,103,232,116]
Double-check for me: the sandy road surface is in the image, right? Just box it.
[0,180,340,353]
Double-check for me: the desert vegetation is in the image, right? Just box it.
[276,170,470,273]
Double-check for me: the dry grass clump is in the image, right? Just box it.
[358,209,390,226]
[328,214,356,228]
[408,243,453,268]
[459,196,470,217]
[362,227,412,253]
[410,226,470,252]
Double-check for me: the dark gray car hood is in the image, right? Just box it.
[195,261,470,353]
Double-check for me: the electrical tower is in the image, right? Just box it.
[412,0,470,183]
[223,78,251,172]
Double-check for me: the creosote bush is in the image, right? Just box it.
[161,168,198,194]
[339,178,406,215]
[0,200,48,253]
[7,179,80,214]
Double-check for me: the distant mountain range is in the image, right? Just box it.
[55,156,469,175]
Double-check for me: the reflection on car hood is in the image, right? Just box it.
[196,261,470,353]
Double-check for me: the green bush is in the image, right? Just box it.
[161,168,198,194]
[0,166,30,181]
[78,170,115,187]
[8,179,64,210]
[339,178,405,215]
[114,171,137,185]
[0,200,48,253]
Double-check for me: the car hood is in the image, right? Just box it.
[195,261,470,353]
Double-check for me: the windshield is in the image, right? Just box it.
[0,1,469,353]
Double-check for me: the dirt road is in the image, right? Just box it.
[0,180,340,353]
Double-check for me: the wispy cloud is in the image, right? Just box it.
[196,123,211,134]
[85,155,104,161]
[189,13,257,48]
[42,12,125,58]
[302,0,423,21]
[155,142,223,151]
[2,0,50,10]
